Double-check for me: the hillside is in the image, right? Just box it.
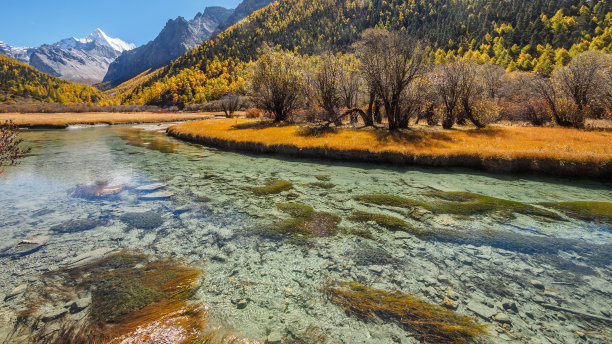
[120,0,611,107]
[0,54,105,104]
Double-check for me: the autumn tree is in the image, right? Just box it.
[553,50,612,119]
[356,29,426,130]
[220,93,243,118]
[434,59,493,129]
[249,47,305,122]
[0,121,30,173]
[308,53,343,124]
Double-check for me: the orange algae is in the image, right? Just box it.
[325,282,487,344]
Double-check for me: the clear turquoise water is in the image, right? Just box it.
[0,124,610,343]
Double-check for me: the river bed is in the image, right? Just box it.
[0,124,610,343]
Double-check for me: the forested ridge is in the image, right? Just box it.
[121,0,611,107]
[0,54,105,104]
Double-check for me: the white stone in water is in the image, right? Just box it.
[140,191,174,200]
[467,301,497,319]
[267,331,282,344]
[64,247,116,269]
[135,183,166,192]
[4,284,27,301]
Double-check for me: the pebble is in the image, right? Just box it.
[441,298,458,310]
[502,299,519,313]
[41,309,67,322]
[531,280,545,290]
[4,284,27,301]
[467,301,497,319]
[368,265,383,274]
[266,331,282,344]
[135,183,165,192]
[494,312,512,324]
[140,191,174,200]
[236,299,248,309]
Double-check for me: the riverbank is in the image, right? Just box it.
[0,112,225,128]
[168,119,612,179]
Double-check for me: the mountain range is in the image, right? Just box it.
[0,29,135,84]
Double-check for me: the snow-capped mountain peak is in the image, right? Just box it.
[88,28,135,52]
[55,29,135,53]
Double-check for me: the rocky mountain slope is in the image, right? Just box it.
[102,6,233,86]
[0,42,34,64]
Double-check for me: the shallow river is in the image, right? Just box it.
[0,124,611,343]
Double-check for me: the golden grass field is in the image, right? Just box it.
[0,112,225,127]
[169,119,612,164]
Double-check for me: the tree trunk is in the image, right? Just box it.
[462,100,485,128]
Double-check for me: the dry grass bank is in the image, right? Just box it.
[0,112,225,128]
[168,119,612,178]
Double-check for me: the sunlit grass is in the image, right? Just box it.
[0,112,223,127]
[169,119,612,163]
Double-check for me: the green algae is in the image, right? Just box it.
[249,180,293,195]
[120,211,164,229]
[347,211,410,231]
[541,201,612,226]
[277,203,314,218]
[354,194,427,208]
[273,212,341,237]
[355,192,563,220]
[271,203,340,237]
[305,182,335,189]
[424,191,563,219]
[91,274,164,322]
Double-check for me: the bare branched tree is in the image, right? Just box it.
[249,46,305,122]
[0,121,30,173]
[220,93,243,118]
[479,63,506,98]
[309,53,343,125]
[434,59,487,129]
[356,29,426,130]
[554,51,611,112]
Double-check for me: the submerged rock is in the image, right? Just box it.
[120,211,164,229]
[50,218,105,233]
[69,181,122,199]
[4,236,49,257]
[139,191,174,200]
[135,183,166,192]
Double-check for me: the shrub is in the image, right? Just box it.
[245,108,263,118]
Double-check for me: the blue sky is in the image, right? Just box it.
[0,0,242,47]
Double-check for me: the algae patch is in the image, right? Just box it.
[249,180,293,195]
[325,282,487,344]
[355,192,562,220]
[541,201,612,227]
[271,203,341,237]
[348,211,409,231]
